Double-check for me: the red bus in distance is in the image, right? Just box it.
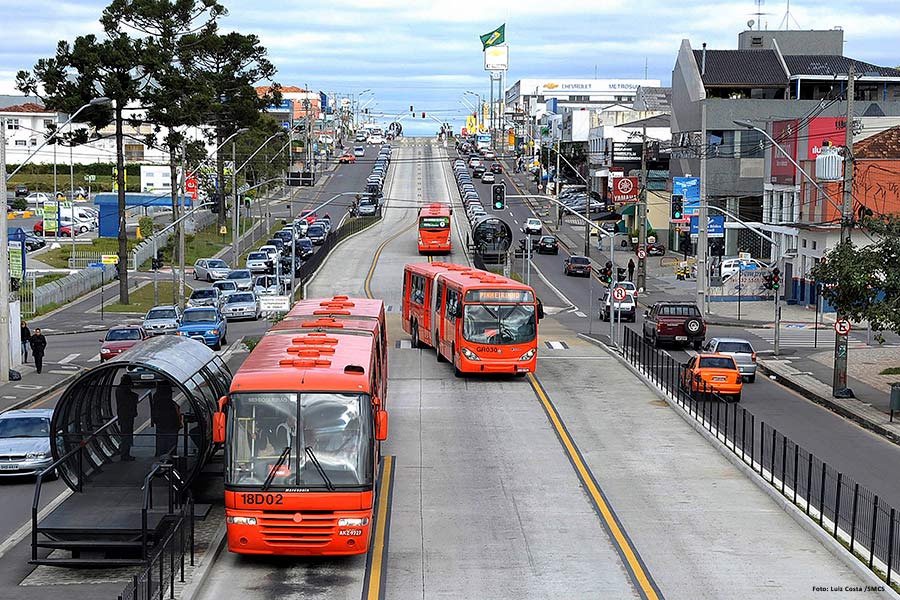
[417,203,451,254]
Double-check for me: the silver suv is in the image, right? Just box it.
[143,305,182,336]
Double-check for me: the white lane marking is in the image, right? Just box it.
[574,311,587,318]
[88,354,101,362]
[59,353,80,364]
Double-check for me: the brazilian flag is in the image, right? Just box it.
[480,24,505,50]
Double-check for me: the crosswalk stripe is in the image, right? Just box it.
[747,328,866,348]
[88,354,101,362]
[59,353,80,364]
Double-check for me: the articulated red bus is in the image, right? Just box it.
[213,298,389,556]
[402,262,542,376]
[417,203,451,254]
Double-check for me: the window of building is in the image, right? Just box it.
[30,138,37,146]
[740,129,764,158]
[43,119,54,130]
[801,239,807,248]
[750,36,763,47]
[124,143,144,162]
[7,119,19,130]
[812,241,817,250]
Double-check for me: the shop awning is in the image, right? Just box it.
[618,204,637,217]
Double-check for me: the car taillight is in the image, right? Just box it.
[657,323,663,331]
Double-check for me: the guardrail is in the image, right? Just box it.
[618,325,900,588]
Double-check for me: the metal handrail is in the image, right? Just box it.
[141,462,186,561]
[32,415,120,560]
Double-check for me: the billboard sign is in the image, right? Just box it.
[673,177,701,216]
[807,117,846,160]
[613,142,642,162]
[611,177,639,203]
[484,45,509,71]
[770,120,798,184]
[267,99,293,112]
[8,240,24,278]
[689,215,725,238]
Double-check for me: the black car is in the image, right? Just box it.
[279,255,303,278]
[14,185,28,198]
[307,223,327,245]
[295,238,314,259]
[564,255,592,277]
[490,163,502,174]
[265,238,285,253]
[536,235,559,255]
[472,166,486,179]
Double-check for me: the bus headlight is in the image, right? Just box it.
[227,516,257,525]
[461,348,480,361]
[338,518,369,527]
[518,349,536,361]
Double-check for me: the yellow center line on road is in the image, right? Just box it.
[363,221,417,299]
[362,455,395,600]
[527,372,663,600]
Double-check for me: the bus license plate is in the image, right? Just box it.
[339,529,362,536]
[675,336,687,341]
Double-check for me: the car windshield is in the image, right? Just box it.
[183,310,216,323]
[298,239,313,248]
[716,342,754,354]
[146,309,176,320]
[308,225,325,235]
[228,270,251,280]
[207,260,227,268]
[215,282,236,291]
[226,392,373,488]
[699,357,737,370]
[106,329,141,341]
[248,252,268,260]
[227,293,255,304]
[540,237,555,243]
[463,304,537,345]
[0,417,49,439]
[570,257,590,265]
[192,290,216,299]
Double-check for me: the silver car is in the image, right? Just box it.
[226,269,254,291]
[212,280,239,297]
[193,258,230,282]
[0,409,54,477]
[246,251,271,274]
[253,275,283,296]
[704,337,758,382]
[222,291,261,321]
[187,287,223,310]
[142,305,182,336]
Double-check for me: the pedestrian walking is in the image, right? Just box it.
[29,328,46,374]
[20,321,31,363]
[116,375,138,462]
[628,258,636,282]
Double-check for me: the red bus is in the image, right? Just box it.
[213,301,389,556]
[417,203,451,254]
[402,262,542,376]
[285,295,386,324]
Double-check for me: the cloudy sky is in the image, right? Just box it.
[2,0,899,135]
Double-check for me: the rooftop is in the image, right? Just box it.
[783,56,900,79]
[692,49,788,87]
[633,86,672,111]
[0,102,49,113]
[853,126,900,159]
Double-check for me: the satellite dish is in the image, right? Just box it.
[747,19,755,28]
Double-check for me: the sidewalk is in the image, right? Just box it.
[0,362,80,413]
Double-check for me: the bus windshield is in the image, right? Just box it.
[462,303,536,345]
[419,216,449,230]
[226,392,373,489]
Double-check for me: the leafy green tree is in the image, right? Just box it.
[811,215,900,336]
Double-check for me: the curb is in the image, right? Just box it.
[178,523,227,600]
[577,332,900,598]
[756,361,900,448]
[1,371,80,414]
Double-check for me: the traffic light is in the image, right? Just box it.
[617,267,627,282]
[492,183,506,210]
[601,261,613,284]
[422,112,426,119]
[772,267,781,290]
[151,257,163,270]
[410,105,414,113]
[671,194,684,220]
[763,273,773,290]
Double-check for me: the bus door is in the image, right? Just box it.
[441,286,461,357]
[431,276,446,349]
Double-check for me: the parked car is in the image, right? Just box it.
[642,301,706,350]
[225,269,254,291]
[0,409,54,477]
[535,235,559,255]
[142,305,182,336]
[193,258,230,282]
[681,354,743,402]
[99,325,149,362]
[33,220,73,237]
[177,307,228,350]
[703,337,758,383]
[187,287,224,310]
[25,192,51,205]
[212,280,239,297]
[720,257,768,278]
[564,255,592,277]
[600,290,636,322]
[523,218,542,235]
[245,251,272,274]
[221,291,260,321]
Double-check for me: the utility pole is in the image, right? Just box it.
[0,117,10,382]
[637,125,649,291]
[696,101,709,313]
[231,140,238,264]
[833,63,855,396]
[178,145,187,309]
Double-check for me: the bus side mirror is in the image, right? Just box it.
[213,396,227,444]
[376,410,389,441]
[537,300,545,320]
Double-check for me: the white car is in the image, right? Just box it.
[523,218,543,235]
[353,146,366,157]
[719,257,768,278]
[25,192,52,205]
[259,244,280,263]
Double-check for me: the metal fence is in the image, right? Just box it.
[117,509,193,600]
[131,210,218,271]
[618,326,900,586]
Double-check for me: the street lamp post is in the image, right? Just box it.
[0,96,110,383]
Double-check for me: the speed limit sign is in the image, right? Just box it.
[834,319,852,336]
[612,286,627,301]
[637,248,647,260]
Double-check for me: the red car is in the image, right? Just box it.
[298,210,317,224]
[33,221,73,237]
[339,153,356,164]
[99,326,149,362]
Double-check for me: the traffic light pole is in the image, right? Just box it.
[833,64,855,397]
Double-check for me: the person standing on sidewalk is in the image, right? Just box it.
[20,321,31,363]
[628,258,636,282]
[29,328,47,374]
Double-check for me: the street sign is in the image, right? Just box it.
[689,215,725,238]
[87,262,104,268]
[8,241,23,278]
[739,252,751,260]
[83,174,97,182]
[611,176,639,203]
[101,254,119,265]
[612,287,627,301]
[834,319,852,336]
[237,183,250,195]
[219,225,228,235]
[637,248,647,260]
[185,177,198,201]
[259,295,290,313]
